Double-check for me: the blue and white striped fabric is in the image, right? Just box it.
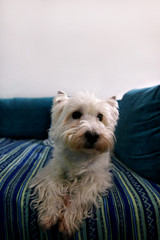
[0,138,160,240]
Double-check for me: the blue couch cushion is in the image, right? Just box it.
[114,85,160,184]
[0,98,53,139]
[0,138,160,239]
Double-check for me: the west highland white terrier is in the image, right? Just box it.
[30,90,119,237]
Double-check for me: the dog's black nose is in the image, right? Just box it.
[85,131,99,145]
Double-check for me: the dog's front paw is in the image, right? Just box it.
[58,215,75,238]
[58,209,82,237]
[38,215,58,231]
[58,216,68,235]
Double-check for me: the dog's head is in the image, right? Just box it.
[49,91,119,154]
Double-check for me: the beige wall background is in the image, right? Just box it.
[0,0,160,99]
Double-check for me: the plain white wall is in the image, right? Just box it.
[0,0,160,99]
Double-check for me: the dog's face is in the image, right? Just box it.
[50,91,119,154]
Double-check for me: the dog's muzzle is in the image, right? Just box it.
[84,131,99,149]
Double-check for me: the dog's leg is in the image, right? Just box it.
[38,191,64,230]
[30,178,66,231]
[58,191,93,236]
[58,173,112,236]
[57,185,97,235]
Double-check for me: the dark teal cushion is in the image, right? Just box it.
[0,98,53,139]
[114,85,160,184]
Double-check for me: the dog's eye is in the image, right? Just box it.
[97,113,103,121]
[72,111,82,119]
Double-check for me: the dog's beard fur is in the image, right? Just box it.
[29,91,119,237]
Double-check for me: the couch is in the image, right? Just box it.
[0,85,160,240]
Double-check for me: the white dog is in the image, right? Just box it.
[30,91,119,237]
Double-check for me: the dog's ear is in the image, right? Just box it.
[106,96,118,108]
[53,90,69,105]
[49,91,69,135]
[105,96,119,127]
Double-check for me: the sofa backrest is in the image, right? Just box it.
[114,85,160,184]
[1,86,160,184]
[0,98,53,139]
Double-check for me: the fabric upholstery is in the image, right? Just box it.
[0,98,53,139]
[0,138,159,240]
[114,85,160,184]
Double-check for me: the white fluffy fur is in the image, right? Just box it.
[29,91,119,237]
